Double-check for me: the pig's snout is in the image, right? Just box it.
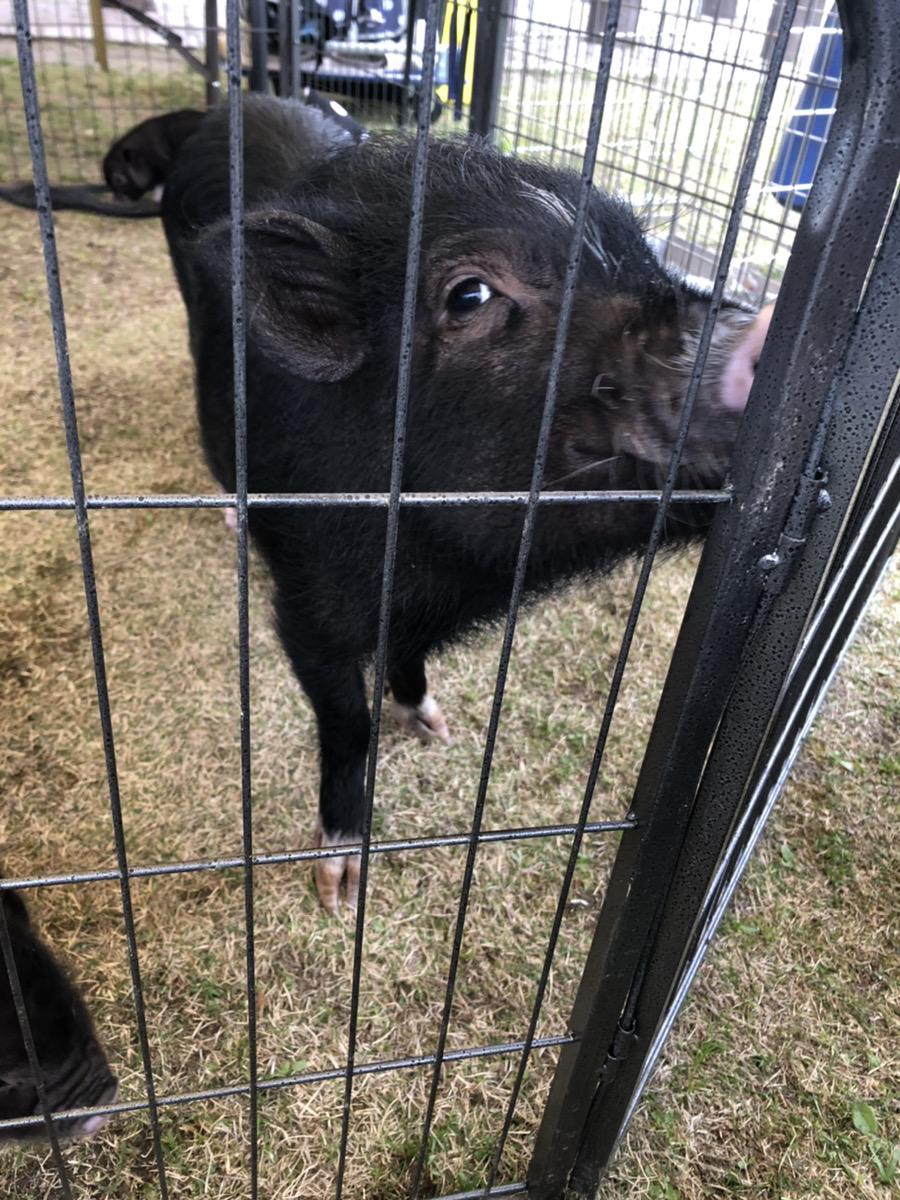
[590,302,774,473]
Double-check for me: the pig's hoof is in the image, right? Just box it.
[389,692,452,746]
[314,828,361,915]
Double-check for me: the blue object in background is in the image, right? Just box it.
[771,9,842,210]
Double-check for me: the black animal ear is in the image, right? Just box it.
[203,209,366,382]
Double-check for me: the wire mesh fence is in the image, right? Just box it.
[1,0,898,1197]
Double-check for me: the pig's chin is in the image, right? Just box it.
[610,428,671,467]
[607,431,688,482]
[549,438,621,489]
[608,430,734,491]
[548,435,716,490]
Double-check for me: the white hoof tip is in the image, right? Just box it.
[314,839,362,917]
[390,693,452,746]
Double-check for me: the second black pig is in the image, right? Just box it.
[0,886,118,1140]
[162,95,772,913]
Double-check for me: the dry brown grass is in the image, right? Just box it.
[1,158,898,1199]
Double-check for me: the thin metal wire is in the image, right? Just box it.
[333,5,442,1197]
[12,5,170,1194]
[478,2,644,1185]
[410,1,635,1193]
[483,1,799,1187]
[439,1186,527,1200]
[0,819,634,893]
[224,1,259,1191]
[0,1028,578,1138]
[0,488,733,511]
[6,838,550,893]
[495,0,803,298]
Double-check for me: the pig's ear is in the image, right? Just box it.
[202,210,366,382]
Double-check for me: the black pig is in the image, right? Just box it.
[103,108,208,202]
[162,95,771,914]
[0,886,118,1140]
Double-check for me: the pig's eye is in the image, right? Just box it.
[447,277,494,313]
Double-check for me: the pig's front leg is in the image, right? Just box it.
[309,666,370,913]
[387,656,451,746]
[275,602,369,914]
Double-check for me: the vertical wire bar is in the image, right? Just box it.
[492,1,799,1188]
[0,898,73,1196]
[224,5,259,1193]
[408,5,632,1196]
[467,4,633,1189]
[331,6,443,1198]
[12,5,171,1195]
[529,4,804,1190]
[623,0,802,1005]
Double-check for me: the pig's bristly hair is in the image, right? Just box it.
[270,131,670,298]
[517,182,621,276]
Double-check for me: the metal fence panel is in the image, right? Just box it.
[1,0,898,1196]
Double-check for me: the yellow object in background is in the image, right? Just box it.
[437,0,478,110]
[89,0,109,70]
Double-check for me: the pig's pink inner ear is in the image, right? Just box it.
[719,301,775,411]
[213,209,366,383]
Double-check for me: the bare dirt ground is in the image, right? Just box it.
[0,188,897,1199]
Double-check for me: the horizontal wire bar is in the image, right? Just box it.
[0,1031,576,1133]
[0,819,634,892]
[0,489,732,512]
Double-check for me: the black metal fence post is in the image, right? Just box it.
[277,0,302,99]
[205,0,221,105]
[247,0,269,92]
[468,0,508,139]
